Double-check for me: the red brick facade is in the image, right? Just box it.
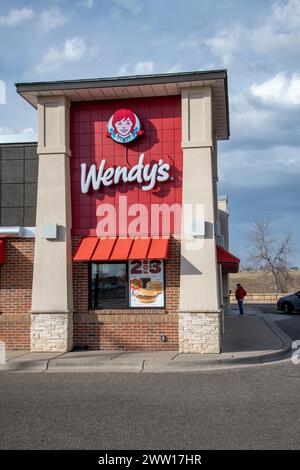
[0,236,180,351]
[72,236,180,350]
[0,238,34,350]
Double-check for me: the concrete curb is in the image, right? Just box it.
[0,360,48,373]
[1,348,292,374]
[45,349,293,373]
[257,316,293,362]
[47,360,144,373]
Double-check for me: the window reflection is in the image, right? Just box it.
[90,263,127,309]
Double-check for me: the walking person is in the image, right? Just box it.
[235,283,247,315]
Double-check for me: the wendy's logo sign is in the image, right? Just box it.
[81,154,170,193]
[106,108,143,144]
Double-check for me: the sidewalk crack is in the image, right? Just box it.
[170,353,179,361]
[43,351,70,373]
[110,352,125,361]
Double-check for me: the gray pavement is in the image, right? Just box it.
[0,304,293,373]
[1,304,299,450]
[1,361,300,449]
[253,302,300,341]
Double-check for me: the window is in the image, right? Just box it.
[128,260,164,307]
[89,260,165,309]
[90,263,127,309]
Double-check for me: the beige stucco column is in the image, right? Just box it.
[179,86,221,353]
[218,197,230,316]
[30,95,73,352]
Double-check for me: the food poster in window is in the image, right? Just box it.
[129,259,164,307]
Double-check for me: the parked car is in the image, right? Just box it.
[277,291,300,313]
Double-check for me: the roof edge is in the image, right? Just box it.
[0,141,37,146]
[15,69,230,139]
[15,69,227,93]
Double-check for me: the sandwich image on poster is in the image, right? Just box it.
[129,260,164,307]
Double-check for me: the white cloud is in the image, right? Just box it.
[35,37,87,74]
[225,87,300,150]
[219,145,300,188]
[250,73,300,106]
[252,0,300,57]
[205,28,240,66]
[133,61,154,74]
[0,127,36,143]
[166,64,183,73]
[229,92,276,145]
[111,0,142,18]
[79,0,94,7]
[118,60,154,76]
[150,32,169,47]
[0,7,34,27]
[88,45,101,59]
[178,35,200,51]
[38,7,67,33]
[271,0,300,30]
[202,1,300,67]
[118,63,130,76]
[0,80,6,104]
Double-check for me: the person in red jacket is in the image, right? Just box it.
[235,283,247,315]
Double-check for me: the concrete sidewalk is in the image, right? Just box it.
[0,305,293,373]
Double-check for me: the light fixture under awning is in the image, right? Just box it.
[73,237,169,261]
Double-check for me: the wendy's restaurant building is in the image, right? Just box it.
[0,70,240,354]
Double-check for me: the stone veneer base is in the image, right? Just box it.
[179,310,221,353]
[30,312,73,352]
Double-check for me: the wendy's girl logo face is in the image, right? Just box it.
[107,108,143,144]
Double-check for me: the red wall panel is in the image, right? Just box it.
[70,96,182,236]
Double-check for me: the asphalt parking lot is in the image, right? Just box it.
[254,303,300,341]
[1,360,300,450]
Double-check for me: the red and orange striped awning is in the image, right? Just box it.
[73,237,169,261]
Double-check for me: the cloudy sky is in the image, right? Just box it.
[0,0,299,266]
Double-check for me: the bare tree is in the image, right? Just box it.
[248,220,294,293]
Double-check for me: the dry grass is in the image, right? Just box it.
[229,271,300,293]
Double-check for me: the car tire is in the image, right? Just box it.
[282,302,293,314]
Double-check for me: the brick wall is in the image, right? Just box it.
[0,236,181,351]
[0,238,34,350]
[72,236,180,350]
